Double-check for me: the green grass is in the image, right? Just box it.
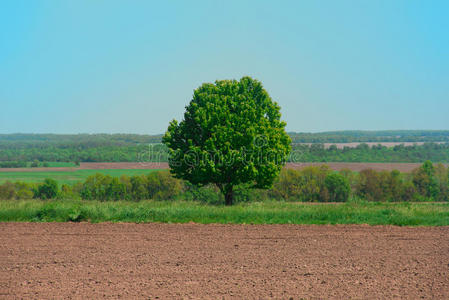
[0,169,160,185]
[0,200,448,226]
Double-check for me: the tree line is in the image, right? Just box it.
[1,143,449,166]
[2,130,449,145]
[1,161,447,203]
[291,142,449,163]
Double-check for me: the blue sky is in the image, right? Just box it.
[0,0,448,134]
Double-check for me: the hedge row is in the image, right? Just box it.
[0,162,448,203]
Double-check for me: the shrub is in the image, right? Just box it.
[35,178,59,199]
[233,184,270,203]
[434,163,449,201]
[324,173,350,202]
[271,166,332,202]
[412,161,439,199]
[0,181,16,200]
[296,166,330,202]
[183,183,222,204]
[14,181,35,199]
[80,173,127,201]
[271,169,302,200]
[401,181,417,202]
[57,184,79,200]
[339,168,357,191]
[146,171,183,200]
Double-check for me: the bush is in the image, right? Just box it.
[324,173,350,202]
[298,166,330,202]
[356,169,386,201]
[14,182,35,199]
[0,161,27,168]
[233,184,270,203]
[271,166,332,202]
[35,178,59,199]
[130,175,148,200]
[0,181,16,200]
[412,161,439,199]
[183,183,222,204]
[146,171,183,200]
[80,173,126,201]
[271,169,302,200]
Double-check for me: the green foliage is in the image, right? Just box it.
[0,169,158,185]
[1,132,449,165]
[270,169,302,200]
[80,173,127,201]
[271,167,331,202]
[14,181,35,199]
[290,142,449,163]
[163,77,291,205]
[0,181,16,199]
[35,178,59,199]
[146,170,183,200]
[78,171,183,201]
[1,162,448,203]
[288,130,449,143]
[1,199,448,226]
[0,161,27,168]
[183,183,223,205]
[325,173,351,202]
[356,170,389,202]
[413,160,439,199]
[130,175,148,201]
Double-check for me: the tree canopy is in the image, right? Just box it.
[163,76,291,205]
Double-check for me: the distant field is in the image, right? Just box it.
[44,162,78,167]
[299,141,446,149]
[1,162,446,185]
[0,169,160,185]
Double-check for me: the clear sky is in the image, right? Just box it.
[1,0,448,134]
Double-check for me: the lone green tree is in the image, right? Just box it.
[163,76,291,205]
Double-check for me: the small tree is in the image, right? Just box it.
[324,173,351,202]
[0,181,16,200]
[35,178,58,199]
[413,161,439,199]
[163,77,291,205]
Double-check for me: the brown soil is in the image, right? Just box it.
[285,162,449,173]
[78,162,170,170]
[299,142,446,149]
[1,223,448,299]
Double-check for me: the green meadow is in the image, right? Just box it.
[0,200,448,226]
[0,169,160,185]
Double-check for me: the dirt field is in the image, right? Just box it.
[299,142,446,149]
[284,162,447,173]
[1,223,448,299]
[2,162,447,173]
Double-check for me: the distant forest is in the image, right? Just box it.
[1,131,449,165]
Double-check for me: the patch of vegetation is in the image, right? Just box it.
[0,162,448,203]
[0,200,447,226]
[0,169,159,185]
[1,132,449,165]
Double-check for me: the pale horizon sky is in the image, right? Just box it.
[1,0,448,134]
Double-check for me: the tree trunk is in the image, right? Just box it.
[224,186,234,206]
